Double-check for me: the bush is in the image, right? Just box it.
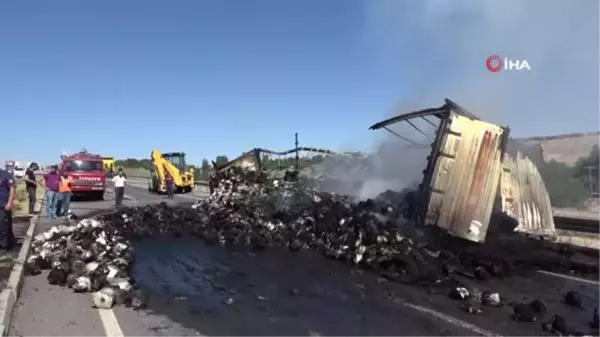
[540,163,586,207]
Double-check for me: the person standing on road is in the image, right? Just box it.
[43,166,61,219]
[0,168,16,251]
[113,168,126,207]
[209,170,216,194]
[23,163,38,217]
[165,172,174,199]
[58,172,73,216]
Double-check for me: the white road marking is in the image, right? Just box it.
[97,308,125,337]
[536,270,600,285]
[402,303,501,336]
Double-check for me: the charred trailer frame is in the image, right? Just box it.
[369,99,555,243]
[213,147,337,178]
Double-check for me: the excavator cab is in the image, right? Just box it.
[163,152,187,172]
[149,150,195,193]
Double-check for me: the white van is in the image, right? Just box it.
[13,161,25,178]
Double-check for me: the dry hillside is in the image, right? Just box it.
[518,131,599,166]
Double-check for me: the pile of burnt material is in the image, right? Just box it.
[23,166,599,322]
[23,167,430,308]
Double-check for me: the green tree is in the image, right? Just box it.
[573,145,599,197]
[215,155,229,167]
[201,159,211,180]
[539,160,588,208]
[115,158,152,169]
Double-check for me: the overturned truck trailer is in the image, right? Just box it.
[369,98,555,243]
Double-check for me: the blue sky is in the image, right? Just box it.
[1,0,598,166]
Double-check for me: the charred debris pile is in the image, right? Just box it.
[24,167,599,332]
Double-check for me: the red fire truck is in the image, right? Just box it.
[59,149,106,200]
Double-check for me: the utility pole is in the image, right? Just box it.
[294,133,299,171]
[584,166,597,198]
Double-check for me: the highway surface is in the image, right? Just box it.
[8,182,600,336]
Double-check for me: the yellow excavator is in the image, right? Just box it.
[148,150,195,193]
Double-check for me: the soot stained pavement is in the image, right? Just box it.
[128,237,470,336]
[125,237,599,336]
[8,183,599,336]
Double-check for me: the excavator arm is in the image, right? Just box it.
[151,150,184,188]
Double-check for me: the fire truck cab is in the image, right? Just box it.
[59,149,106,200]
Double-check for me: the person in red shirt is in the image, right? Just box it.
[43,166,60,220]
[165,172,174,199]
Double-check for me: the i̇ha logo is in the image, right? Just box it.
[486,55,531,72]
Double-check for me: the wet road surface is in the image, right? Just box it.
[8,182,204,336]
[9,183,600,336]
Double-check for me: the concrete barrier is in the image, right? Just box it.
[553,208,599,221]
[125,176,210,194]
[555,229,600,250]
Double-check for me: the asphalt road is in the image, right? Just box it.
[8,183,600,336]
[8,182,205,337]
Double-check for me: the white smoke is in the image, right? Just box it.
[323,0,599,200]
[320,119,432,200]
[361,0,599,131]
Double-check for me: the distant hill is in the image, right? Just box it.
[517,131,599,166]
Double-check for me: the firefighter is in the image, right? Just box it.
[0,168,15,250]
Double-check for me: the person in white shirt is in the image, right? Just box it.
[112,168,127,207]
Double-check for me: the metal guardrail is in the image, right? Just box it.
[553,209,599,234]
[125,175,210,194]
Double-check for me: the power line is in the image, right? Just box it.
[584,166,598,198]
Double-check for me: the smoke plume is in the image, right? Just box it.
[319,117,433,200]
[322,0,599,200]
[362,0,599,130]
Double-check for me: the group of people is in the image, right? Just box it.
[40,165,73,219]
[0,165,178,251]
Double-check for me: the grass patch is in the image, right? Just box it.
[13,178,44,217]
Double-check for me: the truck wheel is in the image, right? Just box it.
[96,191,104,201]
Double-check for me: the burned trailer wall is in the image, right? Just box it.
[367,99,510,242]
[365,99,558,243]
[500,151,556,237]
[215,149,261,173]
[211,149,263,191]
[423,111,508,243]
